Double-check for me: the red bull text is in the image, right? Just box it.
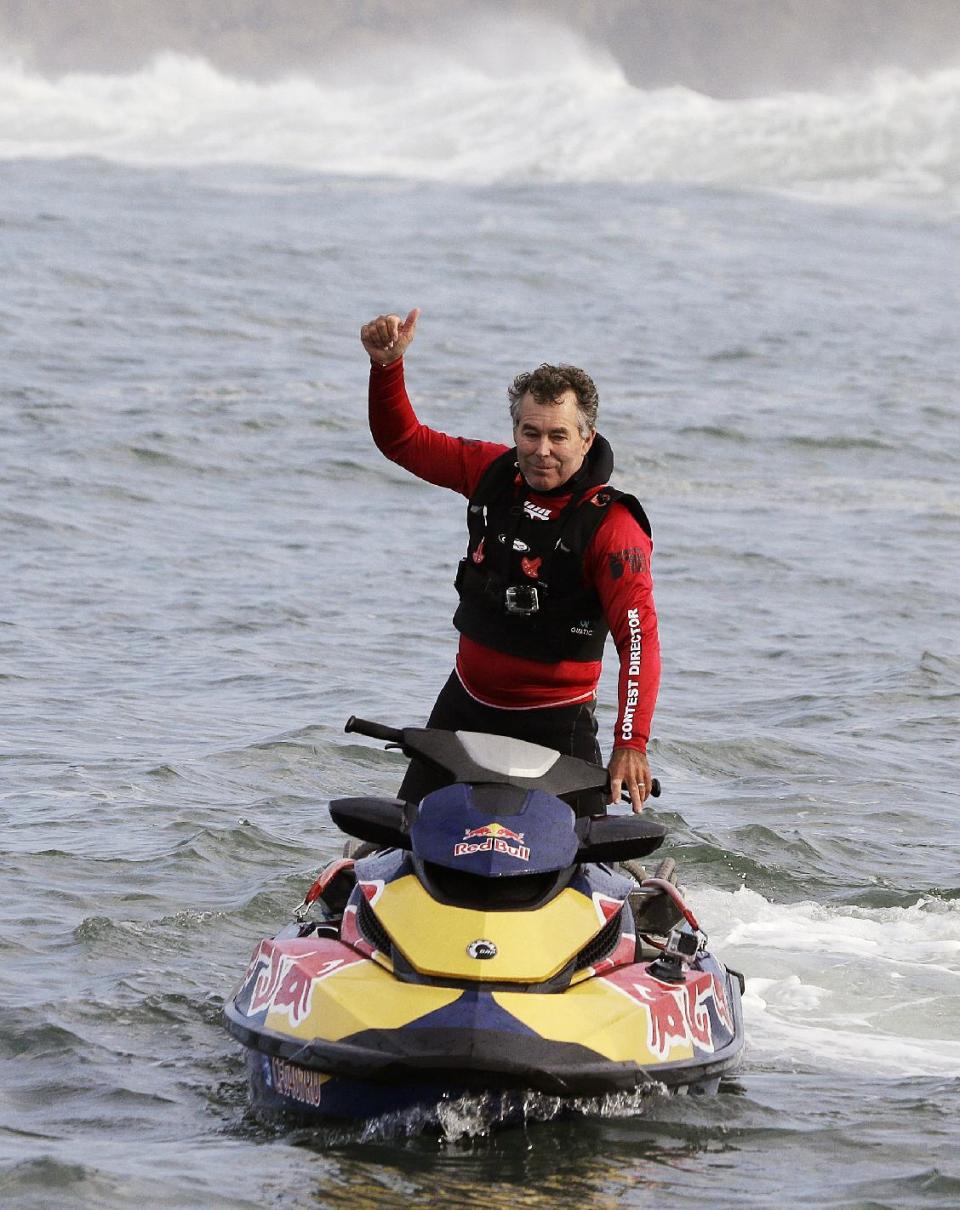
[454,821,530,862]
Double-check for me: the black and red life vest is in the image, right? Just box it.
[453,435,650,664]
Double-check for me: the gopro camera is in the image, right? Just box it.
[664,927,703,963]
[504,585,540,615]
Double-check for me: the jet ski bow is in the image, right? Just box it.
[223,718,745,1122]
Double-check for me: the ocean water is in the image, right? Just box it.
[1,23,959,1210]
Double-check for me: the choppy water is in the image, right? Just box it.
[2,25,960,1210]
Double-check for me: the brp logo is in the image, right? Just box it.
[467,939,498,960]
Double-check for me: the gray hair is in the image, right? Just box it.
[507,363,599,439]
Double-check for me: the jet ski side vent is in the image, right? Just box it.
[357,895,393,957]
[573,908,624,971]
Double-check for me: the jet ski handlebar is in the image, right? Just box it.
[338,715,667,856]
[345,715,661,802]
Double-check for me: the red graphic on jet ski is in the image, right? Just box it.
[454,821,531,862]
[605,966,734,1059]
[246,941,359,1026]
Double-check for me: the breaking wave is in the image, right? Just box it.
[1,17,959,207]
[700,885,960,1078]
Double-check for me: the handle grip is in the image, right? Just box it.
[344,716,403,744]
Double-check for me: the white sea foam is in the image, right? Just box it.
[1,19,959,207]
[694,885,960,1077]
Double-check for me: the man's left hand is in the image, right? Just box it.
[608,747,652,812]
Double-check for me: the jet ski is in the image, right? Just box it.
[223,717,745,1122]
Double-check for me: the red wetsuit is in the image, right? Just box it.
[368,359,660,753]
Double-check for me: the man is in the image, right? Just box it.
[360,308,659,812]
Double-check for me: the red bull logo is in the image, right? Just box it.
[462,822,525,843]
[454,821,530,862]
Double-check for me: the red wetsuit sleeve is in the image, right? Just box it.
[584,504,661,752]
[368,359,507,497]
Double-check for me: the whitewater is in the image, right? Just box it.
[1,13,959,1209]
[1,41,959,205]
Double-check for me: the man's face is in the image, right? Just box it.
[514,391,595,493]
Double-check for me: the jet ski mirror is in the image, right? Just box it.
[575,813,666,862]
[330,797,667,863]
[329,797,412,850]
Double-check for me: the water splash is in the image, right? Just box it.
[315,1085,669,1144]
[700,885,960,1077]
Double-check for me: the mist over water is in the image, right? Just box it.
[2,3,960,1208]
[4,0,960,92]
[0,8,959,206]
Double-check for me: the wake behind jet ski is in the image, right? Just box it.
[223,718,744,1122]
